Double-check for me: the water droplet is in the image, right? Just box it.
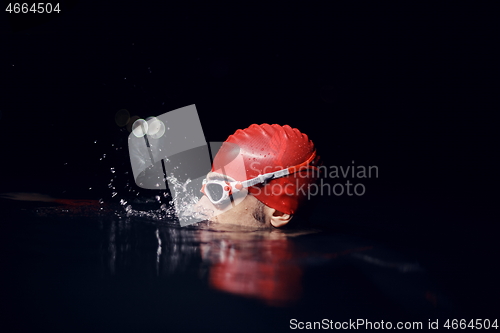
[111,192,117,197]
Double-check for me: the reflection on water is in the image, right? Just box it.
[101,214,312,306]
[199,227,311,306]
[99,216,452,317]
[2,193,452,318]
[99,214,441,311]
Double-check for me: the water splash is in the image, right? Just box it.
[166,175,213,222]
[120,174,213,224]
[89,134,211,224]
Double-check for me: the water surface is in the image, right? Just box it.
[1,194,453,332]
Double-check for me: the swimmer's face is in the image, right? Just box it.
[194,172,293,228]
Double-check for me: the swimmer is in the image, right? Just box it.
[194,124,321,228]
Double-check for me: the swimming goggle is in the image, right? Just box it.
[201,151,318,205]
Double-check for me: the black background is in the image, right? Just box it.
[1,0,498,326]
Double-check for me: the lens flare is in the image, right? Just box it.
[132,119,148,138]
[146,116,165,139]
[115,109,130,127]
[127,115,140,132]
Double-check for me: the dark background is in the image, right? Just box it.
[1,0,498,325]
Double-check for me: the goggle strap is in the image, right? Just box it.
[239,150,318,188]
[241,175,270,188]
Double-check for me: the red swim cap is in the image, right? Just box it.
[211,124,320,215]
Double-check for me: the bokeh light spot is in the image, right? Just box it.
[146,116,165,139]
[127,115,140,132]
[115,109,130,127]
[132,119,148,138]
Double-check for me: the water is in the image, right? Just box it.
[0,190,458,333]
